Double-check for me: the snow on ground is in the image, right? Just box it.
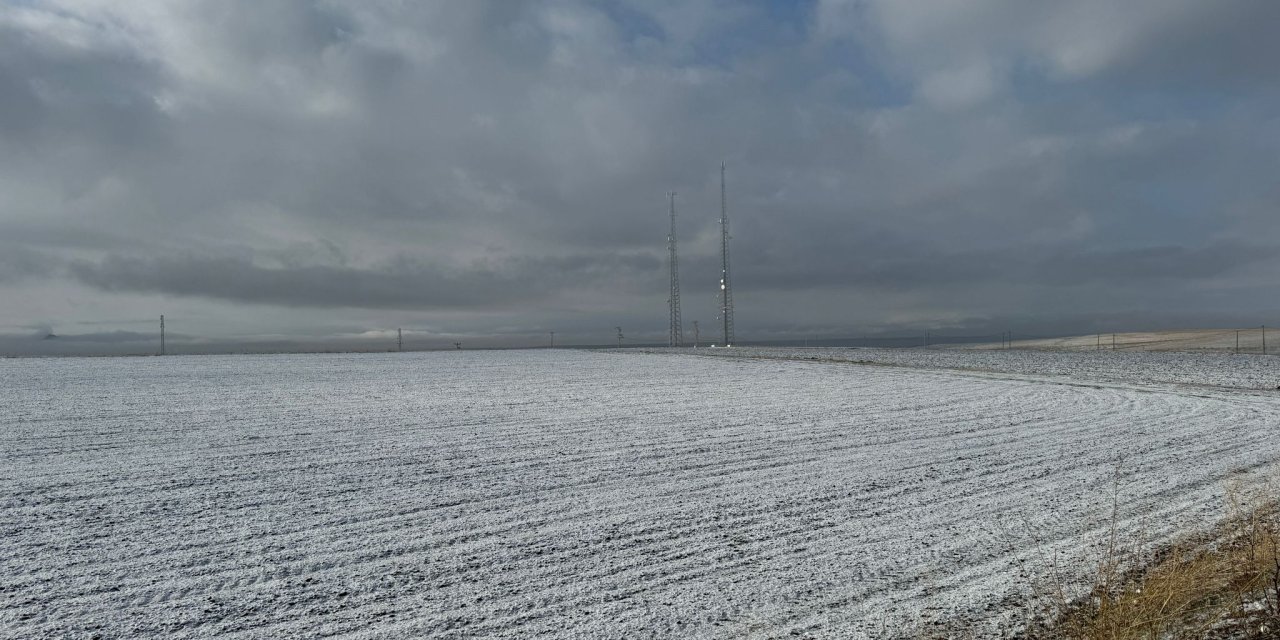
[680,345,1280,391]
[3,350,1280,638]
[958,328,1272,353]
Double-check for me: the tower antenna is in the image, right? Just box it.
[668,191,683,347]
[719,162,735,347]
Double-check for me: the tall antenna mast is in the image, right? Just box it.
[719,162,735,347]
[668,191,683,347]
[160,315,165,356]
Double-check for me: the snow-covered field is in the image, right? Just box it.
[3,349,1280,638]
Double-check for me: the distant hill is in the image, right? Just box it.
[955,328,1273,353]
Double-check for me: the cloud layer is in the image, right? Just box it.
[2,1,1278,351]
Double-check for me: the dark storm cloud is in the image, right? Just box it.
[731,240,1277,292]
[0,245,55,283]
[67,251,660,309]
[46,330,159,343]
[0,21,170,160]
[1,0,1278,348]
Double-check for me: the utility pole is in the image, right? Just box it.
[1112,333,1116,350]
[718,162,735,348]
[1096,333,1101,350]
[667,191,683,347]
[1264,325,1268,355]
[693,320,699,349]
[616,326,624,348]
[160,315,165,356]
[1237,330,1241,354]
[397,328,403,352]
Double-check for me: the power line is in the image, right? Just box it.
[668,191,683,347]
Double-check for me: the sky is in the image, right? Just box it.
[1,0,1278,354]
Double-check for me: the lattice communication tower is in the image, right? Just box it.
[719,163,734,347]
[668,191,683,347]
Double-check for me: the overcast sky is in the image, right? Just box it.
[2,1,1278,353]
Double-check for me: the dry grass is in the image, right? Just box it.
[1031,477,1280,639]
[912,471,1280,639]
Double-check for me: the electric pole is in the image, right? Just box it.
[692,320,699,349]
[616,326,624,348]
[397,328,403,352]
[160,315,165,356]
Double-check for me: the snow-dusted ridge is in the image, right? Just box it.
[3,349,1279,638]
[664,345,1280,391]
